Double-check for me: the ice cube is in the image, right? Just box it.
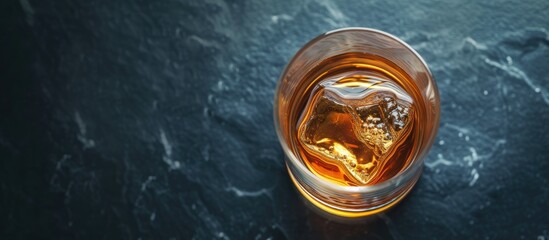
[297,72,413,184]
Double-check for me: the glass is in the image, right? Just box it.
[274,28,440,218]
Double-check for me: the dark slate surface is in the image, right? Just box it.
[2,0,549,239]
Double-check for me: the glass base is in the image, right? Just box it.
[287,165,419,218]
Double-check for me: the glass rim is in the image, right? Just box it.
[274,27,436,194]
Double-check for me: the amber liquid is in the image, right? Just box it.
[292,53,424,186]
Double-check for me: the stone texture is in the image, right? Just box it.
[2,0,549,239]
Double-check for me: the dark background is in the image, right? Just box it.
[2,0,549,239]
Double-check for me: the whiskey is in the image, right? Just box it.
[275,28,439,217]
[293,53,424,186]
